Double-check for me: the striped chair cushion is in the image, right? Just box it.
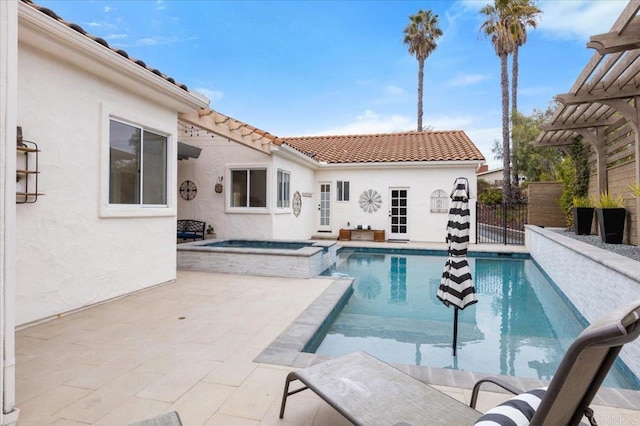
[474,388,546,426]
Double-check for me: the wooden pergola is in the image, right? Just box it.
[534,0,640,245]
[179,108,280,155]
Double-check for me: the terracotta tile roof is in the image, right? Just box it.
[281,131,485,164]
[21,0,190,92]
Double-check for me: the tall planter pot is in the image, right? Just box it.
[596,208,626,244]
[573,207,594,235]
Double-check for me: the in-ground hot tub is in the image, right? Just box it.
[177,239,338,278]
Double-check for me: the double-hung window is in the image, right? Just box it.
[109,119,167,206]
[277,169,290,208]
[230,168,267,208]
[337,180,350,202]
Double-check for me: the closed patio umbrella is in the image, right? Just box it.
[437,177,477,356]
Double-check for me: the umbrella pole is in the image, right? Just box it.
[453,307,459,356]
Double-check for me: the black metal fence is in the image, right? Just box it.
[476,202,528,245]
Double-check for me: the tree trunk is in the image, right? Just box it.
[511,47,519,189]
[511,46,518,119]
[417,58,424,132]
[500,52,511,202]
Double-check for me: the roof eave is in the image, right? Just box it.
[18,2,208,113]
[317,160,484,169]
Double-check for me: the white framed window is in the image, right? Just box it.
[230,168,267,208]
[337,180,350,202]
[277,169,290,208]
[430,189,449,213]
[109,118,168,206]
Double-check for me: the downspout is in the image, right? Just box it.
[0,1,19,425]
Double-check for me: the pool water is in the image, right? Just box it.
[313,249,639,390]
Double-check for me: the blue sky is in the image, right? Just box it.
[38,0,628,168]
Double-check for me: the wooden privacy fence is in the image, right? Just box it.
[527,182,566,228]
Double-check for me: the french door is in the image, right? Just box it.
[318,183,331,232]
[389,188,408,240]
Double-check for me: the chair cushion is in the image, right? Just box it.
[474,388,546,426]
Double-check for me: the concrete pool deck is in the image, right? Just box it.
[15,265,640,424]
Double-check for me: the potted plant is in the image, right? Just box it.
[572,196,594,235]
[591,192,626,244]
[206,225,216,239]
[630,182,640,198]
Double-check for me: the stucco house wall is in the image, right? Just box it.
[315,165,478,242]
[271,153,317,240]
[177,133,317,240]
[16,4,206,326]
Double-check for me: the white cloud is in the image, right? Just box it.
[85,21,101,28]
[538,0,628,41]
[194,88,224,104]
[121,36,179,47]
[385,85,405,96]
[317,110,415,135]
[107,34,127,40]
[466,126,503,168]
[447,73,490,87]
[103,6,114,13]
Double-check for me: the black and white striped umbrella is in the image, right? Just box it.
[437,177,477,355]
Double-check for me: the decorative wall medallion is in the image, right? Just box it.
[292,191,302,217]
[179,180,197,200]
[359,189,382,213]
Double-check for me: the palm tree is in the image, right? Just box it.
[481,1,515,201]
[509,0,541,119]
[403,10,443,132]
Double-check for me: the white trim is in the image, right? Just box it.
[271,144,320,168]
[225,163,271,213]
[99,103,177,218]
[1,1,18,423]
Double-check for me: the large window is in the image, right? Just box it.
[109,119,167,205]
[231,168,267,207]
[277,169,290,208]
[337,180,350,201]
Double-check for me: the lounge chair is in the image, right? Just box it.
[280,299,640,425]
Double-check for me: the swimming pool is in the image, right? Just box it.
[310,248,639,390]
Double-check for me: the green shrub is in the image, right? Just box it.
[478,187,503,204]
[572,196,591,208]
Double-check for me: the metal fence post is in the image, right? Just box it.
[503,202,508,245]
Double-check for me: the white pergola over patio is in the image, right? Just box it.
[535,0,640,245]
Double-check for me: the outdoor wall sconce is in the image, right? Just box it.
[215,176,223,193]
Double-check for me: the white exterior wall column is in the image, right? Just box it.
[0,0,19,424]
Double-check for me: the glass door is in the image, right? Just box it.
[318,183,331,231]
[389,188,408,240]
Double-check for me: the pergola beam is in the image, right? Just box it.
[556,86,640,105]
[179,108,273,155]
[540,117,619,132]
[588,21,640,55]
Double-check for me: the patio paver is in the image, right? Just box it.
[14,269,640,425]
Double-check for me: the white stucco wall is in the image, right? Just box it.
[16,31,190,325]
[315,164,478,242]
[271,153,316,240]
[178,133,275,240]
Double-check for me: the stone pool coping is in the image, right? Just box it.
[255,257,640,410]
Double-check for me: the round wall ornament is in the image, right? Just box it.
[179,180,197,200]
[359,189,382,213]
[292,191,302,217]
